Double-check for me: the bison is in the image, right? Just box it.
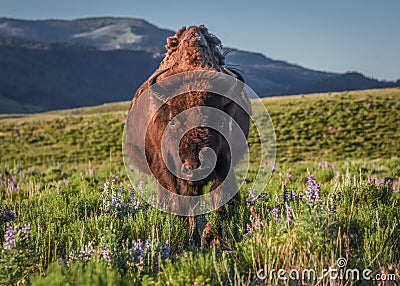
[125,25,251,246]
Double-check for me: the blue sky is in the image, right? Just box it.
[1,0,399,81]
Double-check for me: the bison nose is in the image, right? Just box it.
[181,160,200,174]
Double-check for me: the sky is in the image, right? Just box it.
[1,0,399,81]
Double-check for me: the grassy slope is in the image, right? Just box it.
[0,88,399,285]
[1,88,399,168]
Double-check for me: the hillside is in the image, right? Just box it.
[0,17,398,113]
[0,17,174,53]
[0,37,160,113]
[1,88,398,168]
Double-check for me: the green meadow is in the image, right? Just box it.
[0,88,399,285]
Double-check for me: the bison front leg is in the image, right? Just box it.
[201,171,238,248]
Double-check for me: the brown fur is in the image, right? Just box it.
[128,26,250,245]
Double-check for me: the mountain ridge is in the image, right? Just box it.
[0,17,398,113]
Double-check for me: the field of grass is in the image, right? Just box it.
[0,88,399,285]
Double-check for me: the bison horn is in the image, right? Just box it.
[148,68,170,102]
[223,67,244,83]
[223,67,245,97]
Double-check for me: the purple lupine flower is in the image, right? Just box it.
[271,207,280,220]
[290,190,296,201]
[78,244,95,260]
[69,250,76,261]
[111,193,117,207]
[129,188,135,204]
[145,239,151,250]
[375,178,385,187]
[135,240,143,252]
[4,225,16,250]
[7,181,16,193]
[283,186,289,203]
[164,245,171,256]
[306,174,321,203]
[100,249,113,262]
[0,206,15,222]
[119,185,124,196]
[306,184,314,203]
[134,201,141,210]
[314,184,321,201]
[246,223,253,234]
[20,224,31,242]
[286,206,293,223]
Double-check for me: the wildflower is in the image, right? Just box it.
[20,223,31,242]
[164,245,171,257]
[135,240,143,252]
[283,186,289,203]
[111,193,117,207]
[145,239,151,250]
[271,207,280,220]
[306,174,321,203]
[374,178,385,187]
[286,206,293,223]
[78,243,95,260]
[314,184,321,201]
[103,182,109,196]
[119,185,124,196]
[246,223,253,234]
[134,201,141,210]
[0,206,15,222]
[100,249,113,262]
[4,225,16,250]
[129,188,135,204]
[7,181,16,193]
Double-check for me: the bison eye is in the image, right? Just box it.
[168,120,176,127]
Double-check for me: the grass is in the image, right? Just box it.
[0,88,399,285]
